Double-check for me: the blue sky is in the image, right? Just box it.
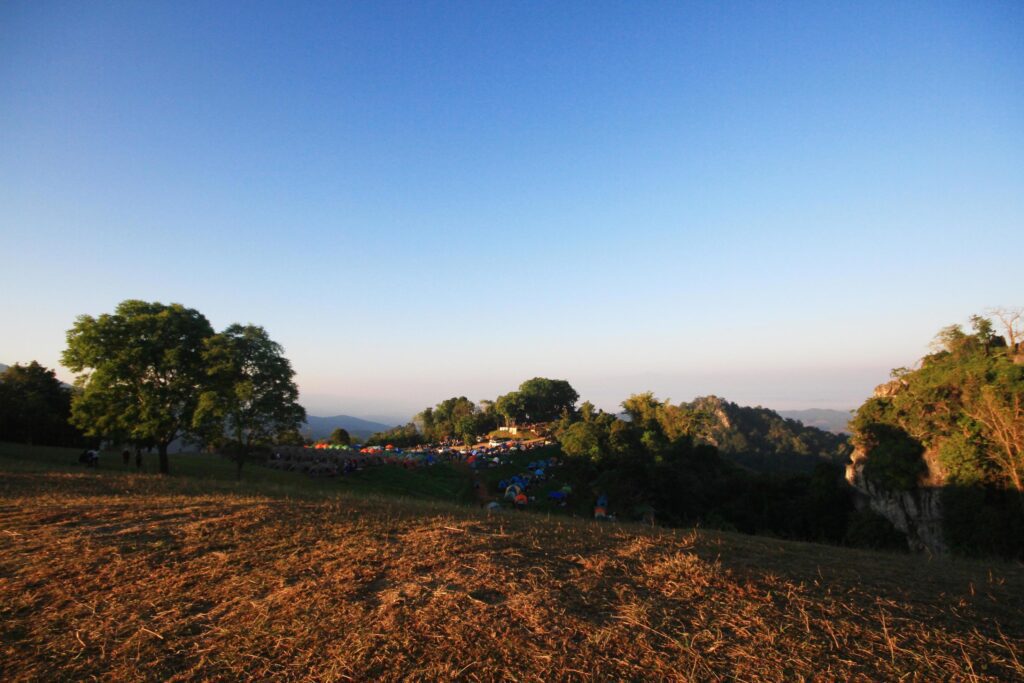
[2,1,1022,422]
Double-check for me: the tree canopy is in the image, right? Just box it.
[62,301,305,476]
[850,314,1024,557]
[551,397,889,550]
[617,393,851,473]
[412,396,497,445]
[193,324,305,478]
[62,300,214,473]
[496,377,579,425]
[329,427,351,446]
[366,423,420,447]
[852,314,1024,491]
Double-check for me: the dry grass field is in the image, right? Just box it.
[2,465,1023,680]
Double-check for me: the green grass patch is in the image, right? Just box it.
[0,441,476,505]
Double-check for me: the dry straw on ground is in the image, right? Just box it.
[1,471,1022,681]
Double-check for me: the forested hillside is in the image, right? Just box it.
[672,396,851,473]
[553,395,899,549]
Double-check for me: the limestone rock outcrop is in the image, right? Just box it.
[846,449,947,554]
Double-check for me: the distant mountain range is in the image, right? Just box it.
[777,409,853,434]
[302,415,396,442]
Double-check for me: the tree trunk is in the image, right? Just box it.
[236,455,244,481]
[158,442,170,475]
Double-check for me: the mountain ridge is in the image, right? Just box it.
[777,408,852,434]
[302,414,395,441]
[681,396,852,473]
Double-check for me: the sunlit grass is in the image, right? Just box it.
[1,442,1022,680]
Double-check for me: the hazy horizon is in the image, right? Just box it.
[0,349,913,424]
[3,2,1021,422]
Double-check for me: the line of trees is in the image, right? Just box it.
[551,396,905,550]
[368,377,582,447]
[62,300,305,476]
[0,362,92,447]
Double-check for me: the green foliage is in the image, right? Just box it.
[366,423,420,447]
[329,428,351,446]
[193,324,305,479]
[620,393,850,474]
[558,421,606,462]
[412,395,501,445]
[62,301,307,477]
[496,378,578,425]
[406,379,578,445]
[494,391,528,426]
[553,402,870,547]
[851,315,1024,490]
[276,428,307,446]
[851,313,1024,558]
[62,300,215,474]
[517,377,579,422]
[0,362,89,447]
[937,432,990,485]
[859,424,927,491]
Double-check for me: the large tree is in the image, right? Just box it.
[62,300,214,474]
[193,324,306,479]
[517,377,579,423]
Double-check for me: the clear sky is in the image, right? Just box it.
[2,1,1022,422]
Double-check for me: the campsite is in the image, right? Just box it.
[4,2,1023,680]
[3,308,1024,681]
[2,441,1023,680]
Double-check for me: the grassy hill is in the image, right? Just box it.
[1,443,1022,680]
